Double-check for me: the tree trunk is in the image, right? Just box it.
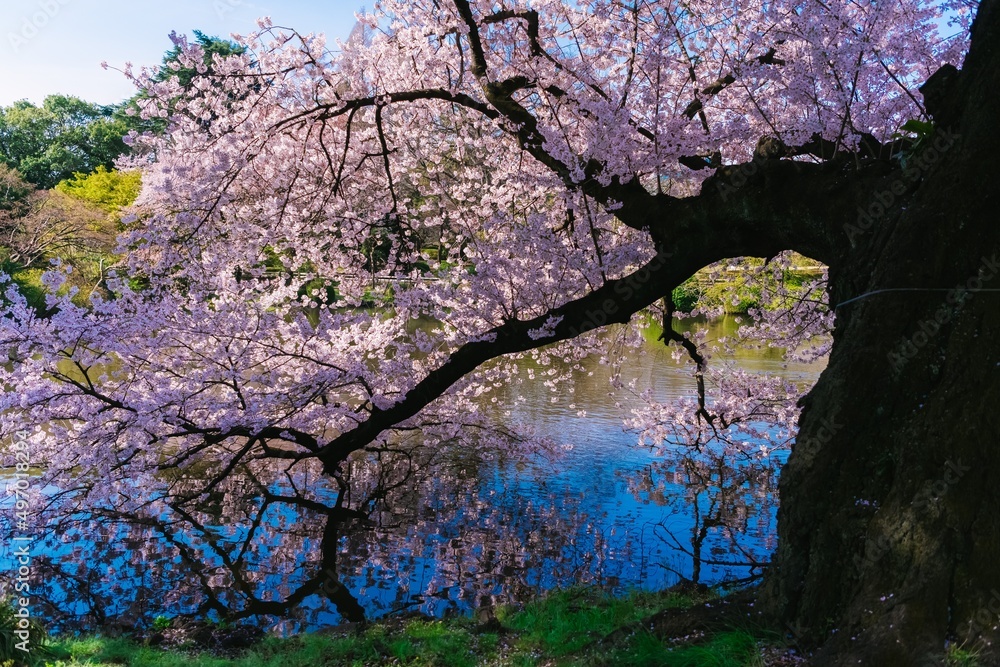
[763,2,1000,663]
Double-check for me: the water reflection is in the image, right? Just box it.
[8,445,616,633]
[1,318,823,633]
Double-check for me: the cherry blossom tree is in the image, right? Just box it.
[2,0,996,661]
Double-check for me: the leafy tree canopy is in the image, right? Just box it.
[55,166,141,214]
[154,29,247,87]
[0,95,130,188]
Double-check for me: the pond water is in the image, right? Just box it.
[0,316,824,634]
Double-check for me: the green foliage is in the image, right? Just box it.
[296,277,338,304]
[1,265,48,312]
[0,96,130,188]
[500,589,783,667]
[0,598,51,664]
[151,618,172,632]
[0,165,118,310]
[1,189,116,281]
[41,588,793,666]
[154,31,247,89]
[500,588,693,658]
[700,270,763,314]
[945,643,981,667]
[899,119,935,139]
[671,279,701,313]
[48,620,489,667]
[359,227,393,276]
[655,630,758,667]
[892,117,950,172]
[55,167,141,214]
[677,254,824,315]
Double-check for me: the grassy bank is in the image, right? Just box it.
[14,588,813,667]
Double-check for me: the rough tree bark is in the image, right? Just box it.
[761,1,1000,663]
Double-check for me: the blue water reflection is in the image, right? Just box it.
[1,318,823,633]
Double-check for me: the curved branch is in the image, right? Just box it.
[319,249,680,464]
[270,88,500,133]
[313,151,898,466]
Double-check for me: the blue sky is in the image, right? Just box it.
[1,0,364,107]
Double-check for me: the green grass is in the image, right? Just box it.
[945,642,982,667]
[45,621,493,667]
[499,588,694,658]
[0,597,51,665]
[36,588,784,667]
